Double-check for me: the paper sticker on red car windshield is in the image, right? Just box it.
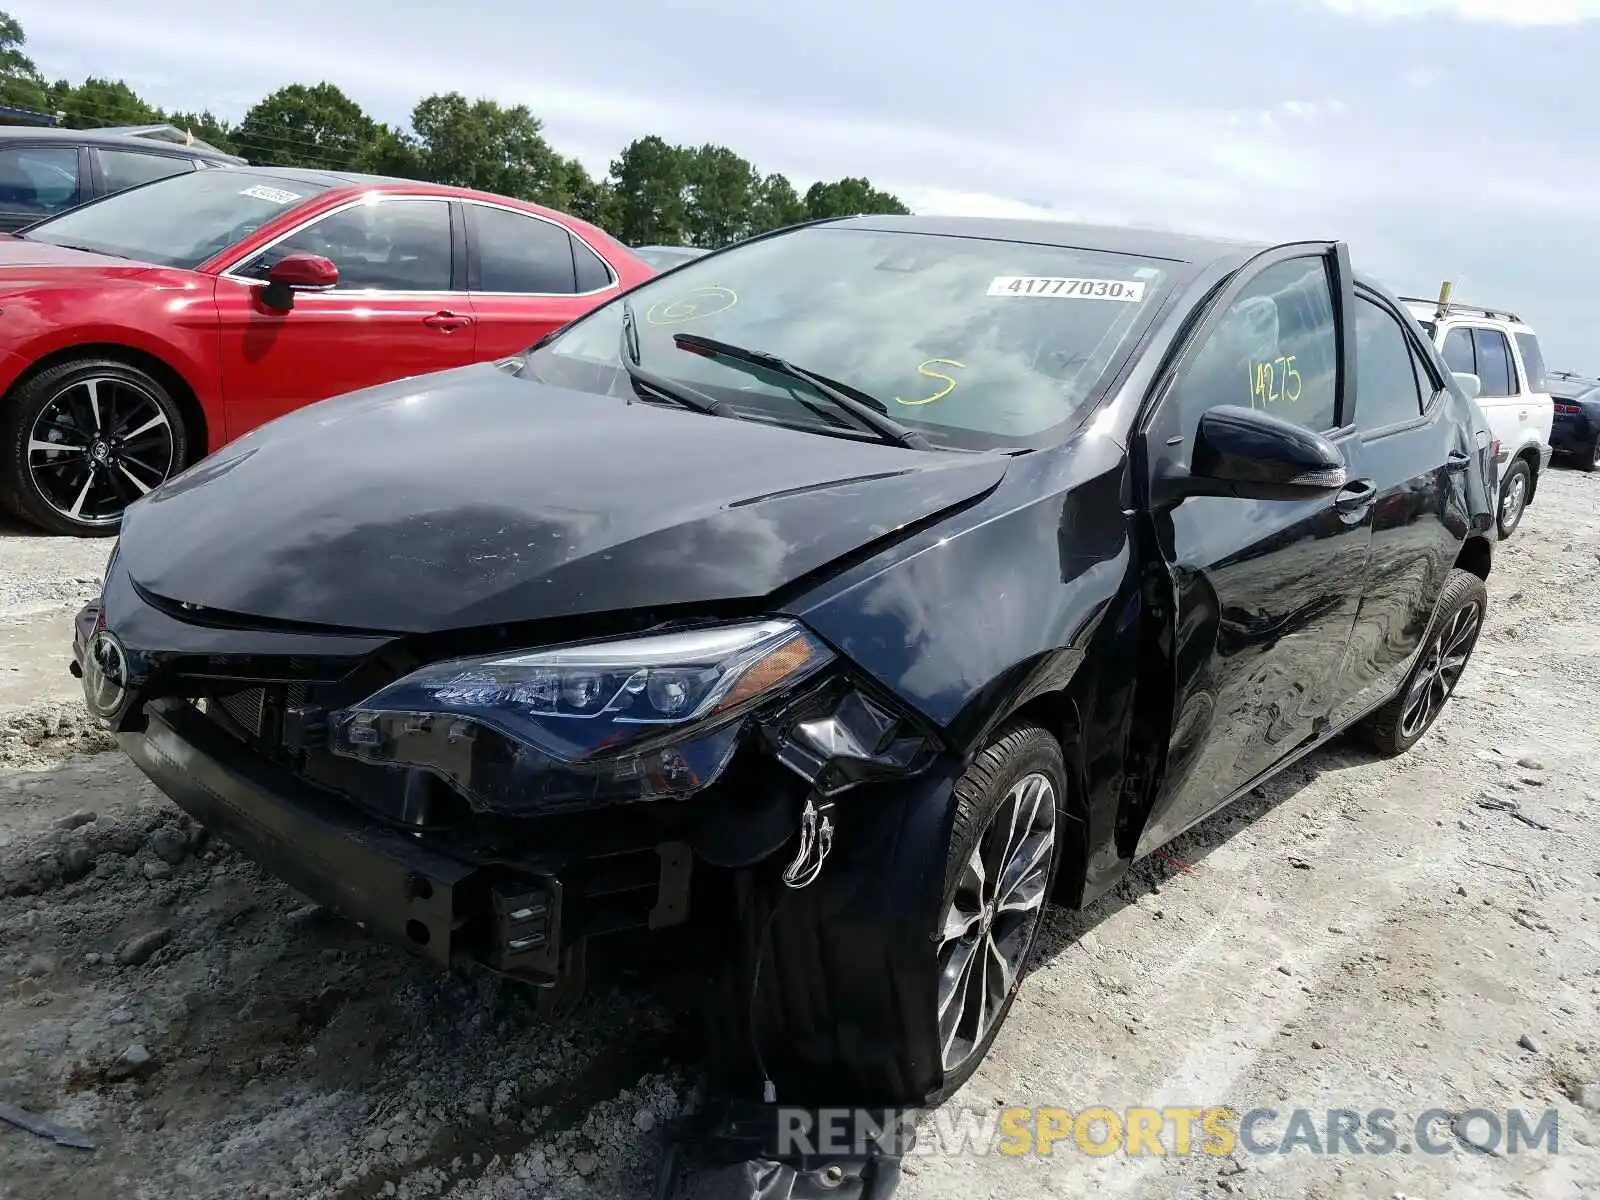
[988,276,1146,302]
[240,185,303,205]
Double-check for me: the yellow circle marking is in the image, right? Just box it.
[645,286,738,325]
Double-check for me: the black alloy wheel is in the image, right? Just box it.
[1360,567,1488,757]
[931,723,1064,1098]
[1,358,187,536]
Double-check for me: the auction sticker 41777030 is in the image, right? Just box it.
[987,276,1147,301]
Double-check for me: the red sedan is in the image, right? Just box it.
[0,166,654,535]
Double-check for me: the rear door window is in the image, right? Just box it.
[97,149,195,193]
[1513,332,1548,393]
[470,204,578,293]
[1472,328,1514,398]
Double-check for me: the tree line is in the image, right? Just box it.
[0,10,909,247]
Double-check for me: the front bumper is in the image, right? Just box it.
[119,700,690,983]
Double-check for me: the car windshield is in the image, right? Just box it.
[22,169,332,269]
[524,226,1175,450]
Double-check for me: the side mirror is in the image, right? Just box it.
[261,252,338,311]
[1157,404,1347,505]
[1452,371,1482,401]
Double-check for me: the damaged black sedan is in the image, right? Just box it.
[73,217,1497,1118]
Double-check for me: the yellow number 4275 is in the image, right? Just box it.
[1249,355,1302,407]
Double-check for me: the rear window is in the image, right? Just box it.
[1513,332,1548,393]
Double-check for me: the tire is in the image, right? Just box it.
[928,723,1064,1101]
[0,357,188,537]
[1582,440,1600,474]
[1496,458,1531,538]
[1359,568,1487,758]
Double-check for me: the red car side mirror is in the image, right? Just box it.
[261,252,338,311]
[268,252,338,289]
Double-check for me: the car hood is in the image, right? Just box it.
[117,364,1009,633]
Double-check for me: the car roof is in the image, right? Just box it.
[830,214,1272,265]
[0,123,240,163]
[1548,370,1600,397]
[203,163,418,190]
[1401,298,1536,334]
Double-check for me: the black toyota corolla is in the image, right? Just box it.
[73,216,1497,1112]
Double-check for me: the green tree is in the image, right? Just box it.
[682,144,757,248]
[609,135,689,246]
[804,176,910,220]
[0,10,47,114]
[750,172,807,235]
[554,156,617,230]
[356,123,424,177]
[410,92,562,200]
[234,82,376,170]
[57,77,157,129]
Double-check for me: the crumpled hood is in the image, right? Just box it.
[118,364,1008,633]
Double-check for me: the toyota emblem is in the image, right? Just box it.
[82,629,130,721]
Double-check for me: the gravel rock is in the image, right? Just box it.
[107,1042,154,1081]
[56,809,97,831]
[147,827,190,866]
[1517,1033,1541,1053]
[1570,1083,1600,1112]
[117,926,173,967]
[142,859,173,881]
[1515,756,1545,771]
[633,1107,657,1133]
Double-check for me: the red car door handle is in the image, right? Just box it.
[424,310,472,333]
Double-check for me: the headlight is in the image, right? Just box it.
[329,619,834,813]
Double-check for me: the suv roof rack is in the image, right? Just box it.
[1398,295,1524,324]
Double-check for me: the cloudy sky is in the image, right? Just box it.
[12,0,1600,371]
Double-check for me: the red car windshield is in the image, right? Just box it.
[23,169,332,269]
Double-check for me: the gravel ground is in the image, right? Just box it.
[1,472,1598,1200]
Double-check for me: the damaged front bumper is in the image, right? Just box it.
[118,699,694,986]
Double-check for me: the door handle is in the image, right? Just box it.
[1445,450,1471,473]
[1519,409,1528,420]
[424,310,472,333]
[1334,478,1377,513]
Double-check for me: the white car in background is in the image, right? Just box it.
[1404,290,1553,539]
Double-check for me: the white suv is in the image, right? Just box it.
[1403,292,1553,538]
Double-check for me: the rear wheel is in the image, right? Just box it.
[1583,439,1600,473]
[0,358,188,537]
[1496,458,1530,538]
[1359,568,1487,757]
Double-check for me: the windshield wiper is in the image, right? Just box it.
[671,333,934,450]
[617,299,734,418]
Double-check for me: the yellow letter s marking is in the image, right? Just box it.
[896,358,965,406]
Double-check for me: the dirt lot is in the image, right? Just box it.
[2,471,1598,1200]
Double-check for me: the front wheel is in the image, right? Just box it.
[0,357,188,537]
[1582,439,1600,473]
[1496,458,1531,538]
[1359,568,1487,757]
[931,723,1063,1100]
